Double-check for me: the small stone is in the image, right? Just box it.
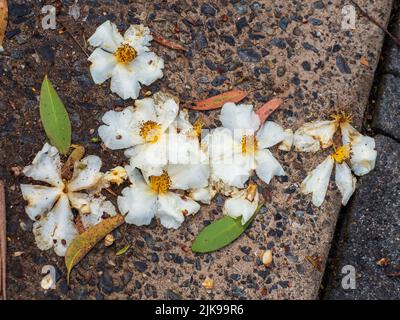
[309,17,322,26]
[236,17,248,34]
[202,277,214,290]
[279,17,289,31]
[302,42,319,53]
[277,66,286,77]
[301,61,311,71]
[37,45,55,63]
[270,38,286,49]
[99,272,114,295]
[133,261,148,272]
[313,1,325,9]
[9,3,31,17]
[336,55,351,74]
[237,47,261,62]
[195,33,208,50]
[200,4,216,16]
[104,233,115,247]
[262,250,273,267]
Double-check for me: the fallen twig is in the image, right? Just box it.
[350,0,400,48]
[0,180,6,300]
[59,21,89,58]
[152,33,187,52]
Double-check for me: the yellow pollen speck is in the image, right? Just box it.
[331,144,351,163]
[149,171,171,194]
[241,135,258,155]
[331,111,352,124]
[139,120,162,143]
[115,43,137,64]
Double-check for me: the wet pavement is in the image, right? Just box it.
[0,0,394,299]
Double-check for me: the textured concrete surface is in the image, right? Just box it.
[323,135,400,300]
[0,0,393,299]
[373,74,400,141]
[383,10,400,76]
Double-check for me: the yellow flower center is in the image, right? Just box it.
[193,118,204,137]
[149,171,171,194]
[241,135,258,155]
[331,112,352,124]
[331,144,351,163]
[115,43,137,64]
[139,120,162,143]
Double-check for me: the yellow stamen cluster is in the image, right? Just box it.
[331,144,351,163]
[115,43,137,64]
[331,112,352,124]
[193,118,204,137]
[149,171,171,194]
[139,120,162,143]
[241,135,258,155]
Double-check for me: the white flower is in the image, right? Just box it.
[99,92,179,175]
[118,166,202,229]
[301,145,357,207]
[88,21,164,100]
[103,166,128,185]
[340,122,377,176]
[20,144,116,256]
[223,184,260,225]
[204,103,290,188]
[294,120,338,152]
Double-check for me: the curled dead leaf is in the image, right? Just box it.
[65,214,125,284]
[256,98,283,125]
[189,89,248,111]
[152,34,187,52]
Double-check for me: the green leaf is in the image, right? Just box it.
[39,75,71,155]
[116,244,131,256]
[192,203,264,253]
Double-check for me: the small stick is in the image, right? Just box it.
[59,21,89,58]
[0,180,6,300]
[350,0,400,48]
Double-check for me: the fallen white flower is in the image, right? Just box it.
[118,166,202,229]
[223,183,260,225]
[21,144,116,256]
[204,103,290,188]
[88,20,164,100]
[294,120,338,152]
[301,144,364,207]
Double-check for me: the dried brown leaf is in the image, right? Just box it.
[189,89,248,111]
[153,34,187,52]
[256,98,283,124]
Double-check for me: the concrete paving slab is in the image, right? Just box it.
[323,135,400,300]
[372,74,400,141]
[0,0,393,299]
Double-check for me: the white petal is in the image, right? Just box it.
[255,149,285,184]
[301,156,334,207]
[69,192,116,228]
[256,121,290,149]
[124,24,153,54]
[351,139,377,176]
[110,64,141,100]
[33,194,78,256]
[132,51,164,86]
[88,20,123,52]
[340,123,377,176]
[98,106,143,150]
[294,120,337,152]
[211,163,251,189]
[176,109,194,134]
[88,48,117,84]
[124,165,147,186]
[189,186,216,205]
[23,143,63,187]
[125,135,168,176]
[220,102,260,131]
[167,164,209,190]
[156,192,200,229]
[223,186,259,225]
[153,92,179,131]
[335,162,356,205]
[278,129,293,151]
[20,184,62,220]
[68,156,103,192]
[118,184,157,226]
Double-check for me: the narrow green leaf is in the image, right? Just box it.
[116,244,131,256]
[39,75,71,155]
[192,203,265,253]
